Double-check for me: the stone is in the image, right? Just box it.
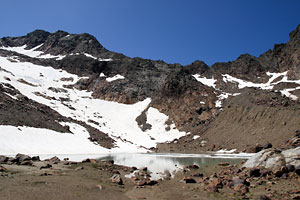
[49,156,60,163]
[234,184,248,194]
[207,185,219,193]
[249,168,261,177]
[263,143,273,150]
[0,165,8,172]
[40,163,52,169]
[20,160,33,166]
[287,164,295,172]
[218,162,230,166]
[273,166,288,177]
[209,177,223,188]
[259,195,271,200]
[140,167,147,172]
[96,185,103,190]
[295,165,300,176]
[82,158,96,163]
[183,176,197,183]
[15,153,31,164]
[0,155,9,163]
[31,156,40,161]
[111,174,123,185]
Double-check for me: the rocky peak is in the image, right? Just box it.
[289,24,300,48]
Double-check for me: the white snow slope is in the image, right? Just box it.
[0,52,187,155]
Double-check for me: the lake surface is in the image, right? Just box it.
[37,152,252,179]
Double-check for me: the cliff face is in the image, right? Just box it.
[0,25,299,153]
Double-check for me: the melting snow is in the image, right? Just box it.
[106,74,125,82]
[0,44,65,60]
[0,56,187,154]
[193,135,200,140]
[192,74,217,88]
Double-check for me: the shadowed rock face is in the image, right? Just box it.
[0,25,300,152]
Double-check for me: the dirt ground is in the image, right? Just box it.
[1,159,300,200]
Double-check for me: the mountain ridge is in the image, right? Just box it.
[0,25,299,154]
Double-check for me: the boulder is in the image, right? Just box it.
[183,176,197,184]
[49,156,60,163]
[111,174,123,185]
[15,153,32,164]
[0,155,9,163]
[243,147,300,169]
[32,156,40,161]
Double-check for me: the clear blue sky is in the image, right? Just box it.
[1,0,300,66]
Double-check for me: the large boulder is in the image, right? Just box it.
[243,147,300,169]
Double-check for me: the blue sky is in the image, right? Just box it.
[1,0,300,66]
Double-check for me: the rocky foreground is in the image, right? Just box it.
[1,149,300,200]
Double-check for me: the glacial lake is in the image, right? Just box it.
[37,152,252,179]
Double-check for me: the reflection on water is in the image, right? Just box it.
[36,153,249,180]
[97,153,246,179]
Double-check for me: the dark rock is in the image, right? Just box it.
[248,145,263,153]
[287,164,295,172]
[140,167,147,172]
[82,158,96,163]
[249,168,261,177]
[258,195,271,200]
[274,166,288,177]
[218,162,230,166]
[111,174,123,185]
[20,160,33,166]
[183,176,197,183]
[0,155,9,163]
[263,143,272,149]
[40,163,52,169]
[31,156,40,161]
[15,153,32,164]
[193,173,204,177]
[295,165,300,176]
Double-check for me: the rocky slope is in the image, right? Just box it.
[0,25,299,154]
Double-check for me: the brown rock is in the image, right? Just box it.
[0,165,8,172]
[20,160,33,166]
[207,185,219,193]
[209,177,223,188]
[111,174,123,185]
[218,162,230,166]
[234,184,248,194]
[96,185,103,190]
[49,156,61,163]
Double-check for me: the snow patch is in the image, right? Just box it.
[192,74,216,88]
[106,74,125,82]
